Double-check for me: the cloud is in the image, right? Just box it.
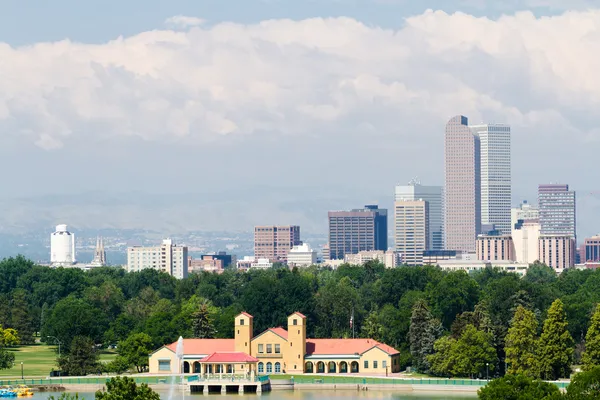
[164,15,206,28]
[1,9,600,152]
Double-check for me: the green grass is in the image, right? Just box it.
[0,345,117,378]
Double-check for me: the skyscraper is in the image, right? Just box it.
[254,226,301,262]
[394,181,443,250]
[394,200,429,265]
[538,184,576,238]
[328,205,388,260]
[444,115,481,253]
[470,123,511,234]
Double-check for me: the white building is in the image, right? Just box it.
[512,220,541,264]
[394,181,443,250]
[344,250,401,268]
[394,200,429,265]
[50,224,76,266]
[127,239,188,279]
[437,253,528,276]
[250,258,273,269]
[511,201,539,230]
[470,123,512,235]
[287,243,317,267]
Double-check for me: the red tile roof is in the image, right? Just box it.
[305,339,399,355]
[166,339,234,355]
[291,312,307,319]
[268,327,288,340]
[199,352,259,363]
[239,312,253,318]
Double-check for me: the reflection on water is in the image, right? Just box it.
[28,389,476,400]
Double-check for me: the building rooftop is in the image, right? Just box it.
[199,352,259,364]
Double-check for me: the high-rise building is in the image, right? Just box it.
[394,200,429,265]
[538,235,575,272]
[583,236,600,263]
[254,226,301,262]
[512,219,541,264]
[127,239,188,279]
[538,184,576,239]
[476,233,514,262]
[394,181,443,250]
[471,124,511,234]
[328,205,388,260]
[511,201,539,230]
[444,115,481,252]
[50,224,76,266]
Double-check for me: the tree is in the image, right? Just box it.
[118,333,153,372]
[505,306,538,376]
[428,271,480,328]
[0,348,15,370]
[428,336,455,377]
[565,366,600,399]
[0,325,19,347]
[409,299,440,372]
[96,376,160,400]
[10,289,34,344]
[536,298,574,380]
[104,356,131,374]
[58,336,100,376]
[582,305,600,371]
[191,300,217,339]
[478,374,561,400]
[48,394,83,400]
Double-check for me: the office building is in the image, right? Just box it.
[444,115,481,253]
[511,201,539,230]
[50,224,76,266]
[188,253,236,274]
[127,239,188,279]
[328,205,388,260]
[254,226,301,262]
[394,181,443,250]
[583,236,600,263]
[287,244,317,267]
[538,235,575,272]
[344,250,401,268]
[476,234,514,262]
[394,200,429,265]
[512,220,541,264]
[538,184,576,238]
[470,124,511,235]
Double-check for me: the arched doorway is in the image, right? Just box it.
[351,361,359,373]
[183,361,190,373]
[340,361,348,373]
[258,362,264,374]
[316,361,325,373]
[275,362,281,373]
[305,362,314,373]
[328,361,336,373]
[266,362,273,373]
[193,362,201,373]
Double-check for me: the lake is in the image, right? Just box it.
[29,390,477,400]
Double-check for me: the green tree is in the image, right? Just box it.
[428,271,480,328]
[582,305,600,371]
[48,394,83,400]
[104,355,131,374]
[191,300,217,339]
[95,376,160,400]
[536,299,574,380]
[565,366,600,399]
[58,336,100,376]
[452,324,497,378]
[505,306,538,376]
[10,289,34,344]
[428,335,455,377]
[409,299,439,372]
[477,374,561,400]
[361,309,383,342]
[0,348,15,370]
[118,333,152,372]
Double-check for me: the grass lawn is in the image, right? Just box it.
[0,345,117,378]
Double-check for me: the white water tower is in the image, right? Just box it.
[50,224,76,265]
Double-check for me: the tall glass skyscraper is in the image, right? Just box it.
[470,124,512,235]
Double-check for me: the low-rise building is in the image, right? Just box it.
[287,244,317,267]
[344,250,401,268]
[127,239,188,279]
[149,312,400,376]
[512,220,541,264]
[476,234,514,262]
[538,235,575,273]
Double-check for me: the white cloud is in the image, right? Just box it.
[164,15,206,28]
[1,9,600,151]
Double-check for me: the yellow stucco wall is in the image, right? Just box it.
[148,347,178,374]
[250,330,288,374]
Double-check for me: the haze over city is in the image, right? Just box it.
[1,0,599,241]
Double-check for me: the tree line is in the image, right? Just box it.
[1,255,600,376]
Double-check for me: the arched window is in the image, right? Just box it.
[266,362,273,373]
[258,362,264,373]
[275,362,281,373]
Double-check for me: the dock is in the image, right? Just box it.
[187,374,271,395]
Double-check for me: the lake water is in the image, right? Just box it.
[28,390,476,400]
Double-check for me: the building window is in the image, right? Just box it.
[275,344,280,353]
[240,319,245,325]
[275,362,281,373]
[374,361,378,369]
[258,344,264,354]
[158,360,171,371]
[267,362,273,373]
[364,361,369,369]
[383,360,387,368]
[293,319,298,326]
[267,344,272,353]
[258,362,264,373]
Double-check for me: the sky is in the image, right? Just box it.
[1,0,599,237]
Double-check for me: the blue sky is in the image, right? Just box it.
[0,0,599,237]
